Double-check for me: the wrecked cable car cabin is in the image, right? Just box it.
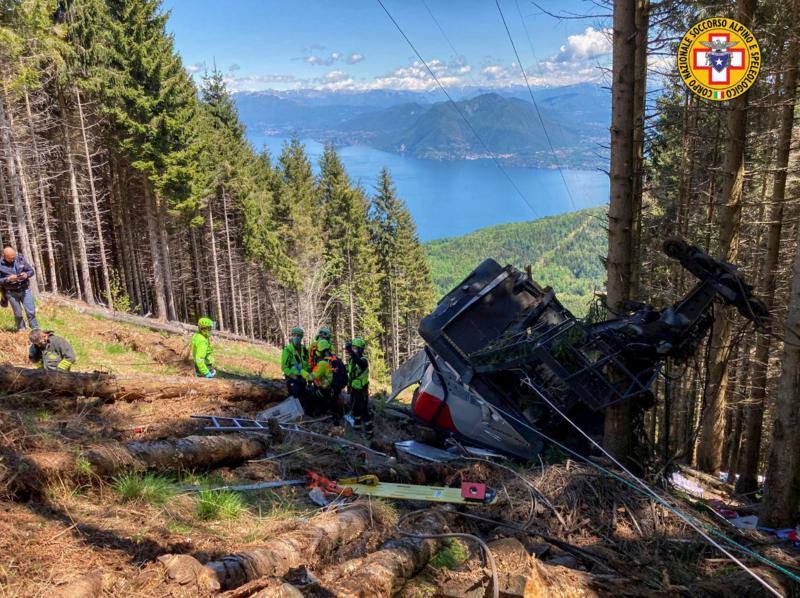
[394,238,768,459]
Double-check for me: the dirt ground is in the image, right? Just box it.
[1,300,799,597]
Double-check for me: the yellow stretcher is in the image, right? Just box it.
[338,475,498,505]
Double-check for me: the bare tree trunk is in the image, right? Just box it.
[74,88,113,308]
[603,0,638,462]
[0,93,39,295]
[57,90,95,304]
[208,203,225,329]
[4,95,44,291]
[143,179,168,319]
[221,187,239,334]
[737,33,799,496]
[750,4,800,519]
[347,250,356,340]
[156,195,177,320]
[696,0,756,474]
[189,226,207,317]
[629,0,649,297]
[23,88,56,292]
[246,270,255,338]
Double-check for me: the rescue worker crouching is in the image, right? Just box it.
[192,317,216,378]
[309,339,346,421]
[29,329,76,372]
[346,337,372,437]
[282,326,310,399]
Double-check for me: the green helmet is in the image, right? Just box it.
[316,339,332,353]
[198,317,213,329]
[317,326,332,340]
[291,326,304,337]
[351,337,366,349]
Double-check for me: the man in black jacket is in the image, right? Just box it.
[0,246,38,331]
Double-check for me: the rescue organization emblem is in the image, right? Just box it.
[676,18,760,101]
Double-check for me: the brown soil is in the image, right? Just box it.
[0,300,798,597]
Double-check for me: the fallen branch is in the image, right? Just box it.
[40,292,271,347]
[676,464,732,492]
[0,365,287,404]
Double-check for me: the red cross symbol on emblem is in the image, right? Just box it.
[692,32,745,85]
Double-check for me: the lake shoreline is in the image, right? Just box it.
[249,134,610,241]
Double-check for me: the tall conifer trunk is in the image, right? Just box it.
[143,179,168,319]
[58,90,94,303]
[75,88,113,308]
[603,0,638,462]
[696,0,756,473]
[755,0,800,523]
[24,88,56,292]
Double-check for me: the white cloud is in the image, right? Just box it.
[302,50,363,67]
[228,63,241,72]
[225,73,299,92]
[481,65,506,80]
[222,28,612,93]
[554,27,612,62]
[187,62,206,74]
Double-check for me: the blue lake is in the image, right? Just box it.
[249,135,609,241]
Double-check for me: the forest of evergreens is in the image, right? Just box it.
[604,0,800,527]
[3,0,800,539]
[426,207,606,315]
[0,0,435,377]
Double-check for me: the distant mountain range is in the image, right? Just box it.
[234,83,610,169]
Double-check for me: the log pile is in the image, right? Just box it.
[159,505,375,591]
[313,510,445,597]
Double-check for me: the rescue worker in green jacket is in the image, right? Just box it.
[346,337,372,437]
[282,326,310,400]
[28,329,76,372]
[308,326,332,369]
[192,317,216,378]
[309,339,345,420]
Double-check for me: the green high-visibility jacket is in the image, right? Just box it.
[192,331,215,376]
[347,354,369,390]
[282,343,310,378]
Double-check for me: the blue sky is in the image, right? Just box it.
[163,0,613,92]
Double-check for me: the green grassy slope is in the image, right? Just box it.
[425,207,607,315]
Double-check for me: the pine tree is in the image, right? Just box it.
[370,168,434,372]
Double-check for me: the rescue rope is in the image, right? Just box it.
[375,0,540,219]
[492,373,797,594]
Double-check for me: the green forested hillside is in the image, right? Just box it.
[425,207,607,315]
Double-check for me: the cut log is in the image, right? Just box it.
[0,365,287,403]
[52,572,103,598]
[7,433,274,494]
[163,505,374,591]
[314,511,445,597]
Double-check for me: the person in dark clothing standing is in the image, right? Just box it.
[0,246,38,331]
[346,337,372,437]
